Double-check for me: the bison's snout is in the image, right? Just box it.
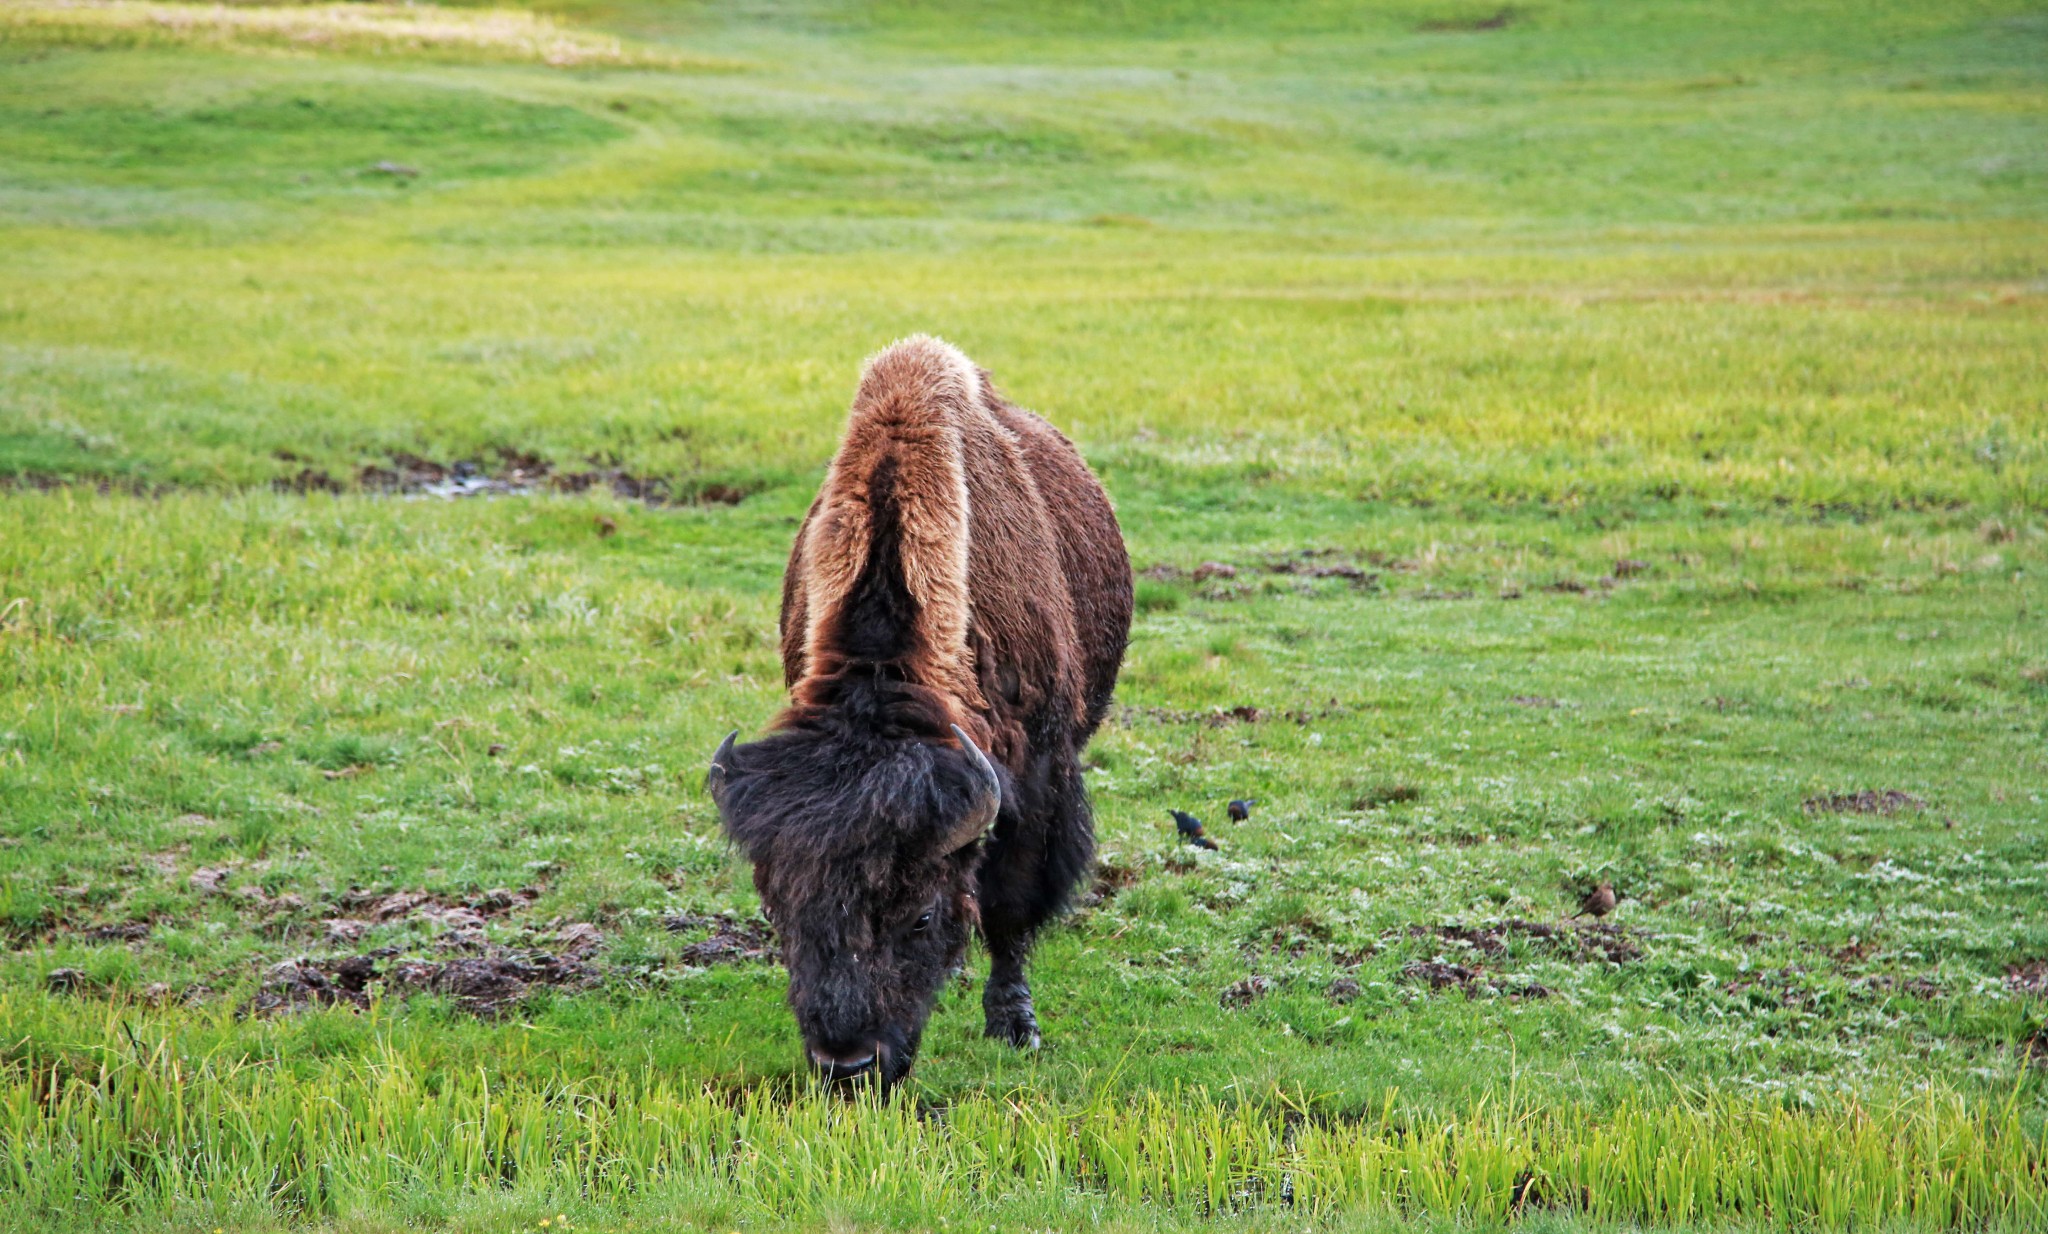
[808,1040,882,1083]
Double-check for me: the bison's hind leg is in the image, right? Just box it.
[977,750,1093,1049]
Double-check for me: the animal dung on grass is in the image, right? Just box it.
[702,337,1133,1089]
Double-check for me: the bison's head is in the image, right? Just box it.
[707,723,999,1088]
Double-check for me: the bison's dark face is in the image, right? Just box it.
[709,725,999,1089]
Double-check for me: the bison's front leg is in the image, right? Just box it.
[976,752,1092,1050]
[982,930,1040,1049]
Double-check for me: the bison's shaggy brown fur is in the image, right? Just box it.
[710,336,1131,1086]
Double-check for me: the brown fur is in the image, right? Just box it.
[779,335,1129,772]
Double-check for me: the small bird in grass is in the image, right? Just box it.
[1573,881,1618,920]
[1227,798,1257,822]
[1170,809,1219,850]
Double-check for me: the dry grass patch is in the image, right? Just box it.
[0,0,735,69]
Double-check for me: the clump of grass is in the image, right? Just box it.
[0,1,731,69]
[1,1010,2041,1228]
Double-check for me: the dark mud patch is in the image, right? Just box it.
[663,912,778,965]
[1325,976,1361,1005]
[2024,1029,2048,1071]
[1802,790,1926,816]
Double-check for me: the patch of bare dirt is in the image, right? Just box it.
[1351,783,1424,809]
[1409,919,1643,965]
[2007,960,2048,996]
[1116,702,1348,729]
[1401,961,1478,991]
[1080,858,1142,908]
[2024,1029,2048,1071]
[278,450,757,508]
[334,886,539,926]
[1259,551,1380,589]
[245,946,596,1018]
[663,912,778,965]
[247,957,375,1015]
[1325,976,1361,1005]
[1399,959,1553,1001]
[1219,975,1273,1008]
[1802,790,1926,816]
[1855,974,1942,1000]
[385,951,597,1016]
[1419,6,1519,32]
[86,921,151,942]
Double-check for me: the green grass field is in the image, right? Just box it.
[2,1,2046,1229]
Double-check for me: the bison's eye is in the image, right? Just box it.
[912,910,933,933]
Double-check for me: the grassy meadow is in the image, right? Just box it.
[2,0,2047,1228]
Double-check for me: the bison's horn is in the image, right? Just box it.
[706,730,739,811]
[946,724,1002,852]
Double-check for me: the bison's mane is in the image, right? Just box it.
[718,667,999,876]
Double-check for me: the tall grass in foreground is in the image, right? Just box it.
[3,1011,2042,1229]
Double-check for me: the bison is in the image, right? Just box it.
[706,336,1132,1088]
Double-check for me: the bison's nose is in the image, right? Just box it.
[809,1043,879,1082]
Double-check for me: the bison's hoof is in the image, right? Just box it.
[984,985,1040,1049]
[986,1015,1040,1050]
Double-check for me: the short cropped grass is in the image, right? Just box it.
[2,0,2046,1230]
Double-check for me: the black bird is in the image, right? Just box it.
[1170,809,1219,850]
[1227,798,1256,822]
